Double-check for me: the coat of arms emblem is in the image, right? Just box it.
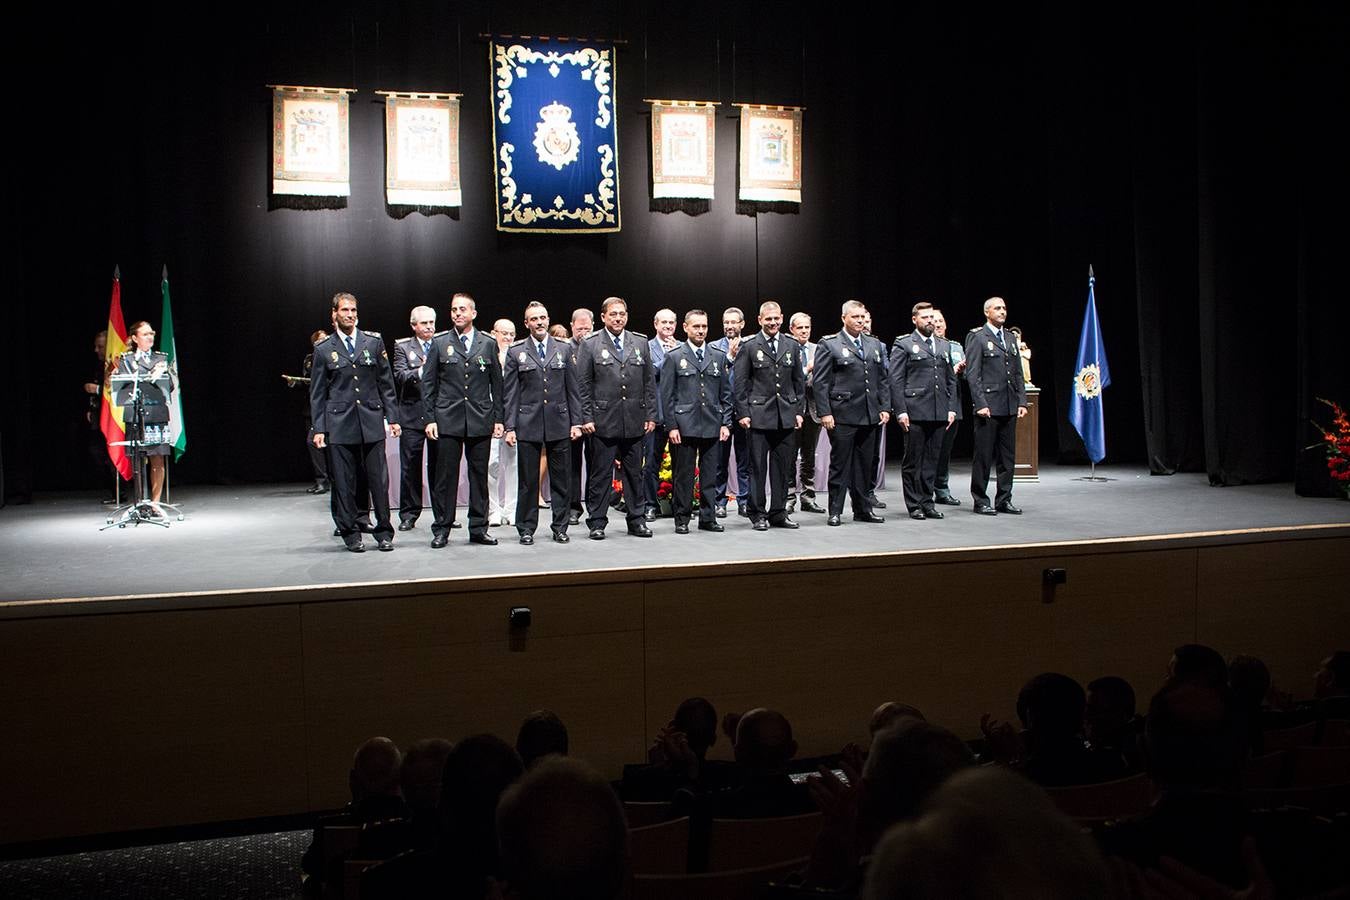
[534,101,580,171]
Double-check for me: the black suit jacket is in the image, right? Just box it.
[310,330,398,444]
[503,336,582,443]
[811,331,891,426]
[889,331,959,421]
[392,335,434,429]
[733,331,805,430]
[576,329,657,439]
[964,325,1027,416]
[660,342,732,439]
[422,329,503,437]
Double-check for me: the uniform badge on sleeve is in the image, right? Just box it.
[331,351,339,363]
[679,357,688,369]
[518,351,527,362]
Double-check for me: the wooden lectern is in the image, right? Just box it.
[1014,387,1040,481]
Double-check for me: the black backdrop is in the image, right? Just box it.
[5,0,1347,501]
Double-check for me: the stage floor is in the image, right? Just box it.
[2,464,1347,607]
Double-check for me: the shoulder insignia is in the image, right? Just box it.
[395,336,412,344]
[433,329,452,338]
[362,329,382,338]
[509,338,528,349]
[629,331,649,342]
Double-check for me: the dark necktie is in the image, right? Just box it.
[614,334,623,353]
[421,340,430,358]
[925,337,934,355]
[538,341,547,361]
[769,337,778,356]
[344,335,355,355]
[696,347,704,363]
[995,330,1005,349]
[853,336,863,354]
[461,333,471,354]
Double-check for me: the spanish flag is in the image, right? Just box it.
[99,266,132,479]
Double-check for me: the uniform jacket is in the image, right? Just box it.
[660,342,733,440]
[811,331,891,426]
[115,350,176,425]
[963,324,1027,416]
[422,328,503,437]
[392,334,435,429]
[576,329,657,439]
[503,335,582,443]
[889,331,959,421]
[733,331,806,429]
[310,330,398,444]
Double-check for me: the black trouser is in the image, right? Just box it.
[935,417,960,495]
[431,433,490,537]
[901,420,947,512]
[970,413,1016,508]
[714,423,749,507]
[329,447,369,528]
[516,438,571,535]
[642,431,662,513]
[329,441,393,543]
[569,433,590,512]
[747,427,797,522]
[868,423,883,496]
[671,435,721,525]
[586,433,646,531]
[795,417,820,500]
[826,423,879,517]
[398,425,437,523]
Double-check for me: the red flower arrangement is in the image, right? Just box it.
[1312,398,1350,498]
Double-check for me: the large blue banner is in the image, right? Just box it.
[490,41,620,233]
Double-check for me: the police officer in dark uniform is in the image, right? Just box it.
[964,296,1027,514]
[660,309,732,534]
[503,301,583,545]
[575,296,657,540]
[930,308,965,506]
[812,300,891,526]
[392,306,438,530]
[734,300,806,531]
[890,301,959,519]
[310,292,401,552]
[423,292,503,547]
[566,308,594,526]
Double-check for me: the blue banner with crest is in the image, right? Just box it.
[490,40,620,233]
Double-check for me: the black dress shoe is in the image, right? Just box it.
[934,493,961,506]
[909,509,927,520]
[855,512,885,523]
[551,530,570,544]
[996,503,1023,515]
[377,539,394,552]
[698,520,724,532]
[715,505,727,518]
[398,520,415,531]
[588,528,605,541]
[628,524,653,538]
[430,534,449,548]
[333,527,342,537]
[923,507,945,519]
[345,540,365,553]
[752,519,769,531]
[800,497,826,513]
[568,511,582,526]
[470,532,498,546]
[868,496,887,509]
[674,522,690,534]
[737,506,750,518]
[974,505,997,516]
[358,520,375,533]
[519,533,534,545]
[306,481,329,494]
[644,507,657,522]
[770,517,799,529]
[827,515,842,526]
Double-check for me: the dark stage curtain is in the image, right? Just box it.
[1130,1,1350,489]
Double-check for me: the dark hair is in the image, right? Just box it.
[672,697,718,758]
[911,301,934,316]
[1171,644,1228,688]
[1227,655,1271,709]
[331,292,357,310]
[1016,673,1086,737]
[516,710,569,769]
[1145,680,1249,789]
[439,734,524,875]
[1087,676,1136,719]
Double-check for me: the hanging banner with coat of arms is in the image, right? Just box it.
[490,40,620,232]
[737,105,803,203]
[271,86,353,196]
[650,101,717,199]
[380,92,462,207]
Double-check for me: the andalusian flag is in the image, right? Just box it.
[160,266,186,461]
[99,266,132,479]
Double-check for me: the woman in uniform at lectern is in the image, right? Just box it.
[117,320,177,504]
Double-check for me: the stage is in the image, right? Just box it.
[2,463,1349,845]
[2,464,1347,609]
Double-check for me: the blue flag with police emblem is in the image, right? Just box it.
[1069,265,1111,463]
[490,40,620,233]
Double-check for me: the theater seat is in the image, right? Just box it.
[1045,772,1153,820]
[629,816,692,875]
[630,856,807,900]
[1263,721,1317,751]
[705,813,822,872]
